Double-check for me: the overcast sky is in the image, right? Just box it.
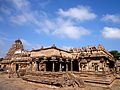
[0,0,120,57]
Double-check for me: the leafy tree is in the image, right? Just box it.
[0,58,3,61]
[109,50,120,60]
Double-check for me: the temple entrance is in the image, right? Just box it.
[94,63,99,71]
[46,61,52,71]
[36,61,39,71]
[16,64,19,71]
[55,62,59,72]
[68,62,71,71]
[73,60,79,71]
[109,61,115,68]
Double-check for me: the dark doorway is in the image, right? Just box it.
[68,62,71,71]
[55,62,59,72]
[16,64,19,71]
[109,61,115,68]
[94,63,99,71]
[36,61,39,71]
[73,60,79,71]
[46,61,52,71]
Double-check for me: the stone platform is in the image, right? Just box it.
[73,71,116,87]
[22,71,85,88]
[20,71,117,88]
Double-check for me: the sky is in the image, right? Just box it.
[0,0,120,58]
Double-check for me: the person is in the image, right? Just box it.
[7,69,11,78]
[16,69,20,78]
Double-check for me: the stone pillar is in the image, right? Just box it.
[33,61,37,71]
[44,62,46,72]
[86,63,89,71]
[43,57,47,72]
[66,59,69,71]
[35,61,38,71]
[11,63,14,72]
[52,62,55,72]
[71,60,73,71]
[81,65,83,71]
[78,61,81,71]
[29,62,32,71]
[66,63,68,71]
[13,64,16,72]
[59,58,62,72]
[59,62,62,72]
[39,62,41,71]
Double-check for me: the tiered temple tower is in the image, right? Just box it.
[4,39,24,60]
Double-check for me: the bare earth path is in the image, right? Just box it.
[0,74,120,90]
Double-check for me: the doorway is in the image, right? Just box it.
[73,60,79,71]
[16,64,19,71]
[46,61,52,71]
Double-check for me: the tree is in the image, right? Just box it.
[109,50,120,60]
[0,58,3,61]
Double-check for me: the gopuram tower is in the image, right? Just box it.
[4,39,24,60]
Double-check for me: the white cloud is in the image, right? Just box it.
[10,0,47,30]
[11,0,30,10]
[0,33,8,46]
[0,39,4,46]
[0,50,6,58]
[11,14,28,25]
[52,18,90,39]
[37,19,56,33]
[102,14,120,23]
[9,0,91,39]
[0,5,12,15]
[36,18,90,39]
[38,0,50,8]
[102,27,120,39]
[0,36,8,58]
[58,6,96,21]
[10,0,43,26]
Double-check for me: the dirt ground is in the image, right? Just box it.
[0,73,120,90]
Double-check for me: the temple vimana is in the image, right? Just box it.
[0,39,120,87]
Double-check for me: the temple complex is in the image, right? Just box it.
[0,39,115,72]
[0,39,119,87]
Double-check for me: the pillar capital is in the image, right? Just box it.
[51,56,56,60]
[36,58,39,61]
[71,59,74,62]
[60,58,63,62]
[43,56,47,60]
[66,59,69,63]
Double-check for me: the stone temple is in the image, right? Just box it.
[0,39,119,87]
